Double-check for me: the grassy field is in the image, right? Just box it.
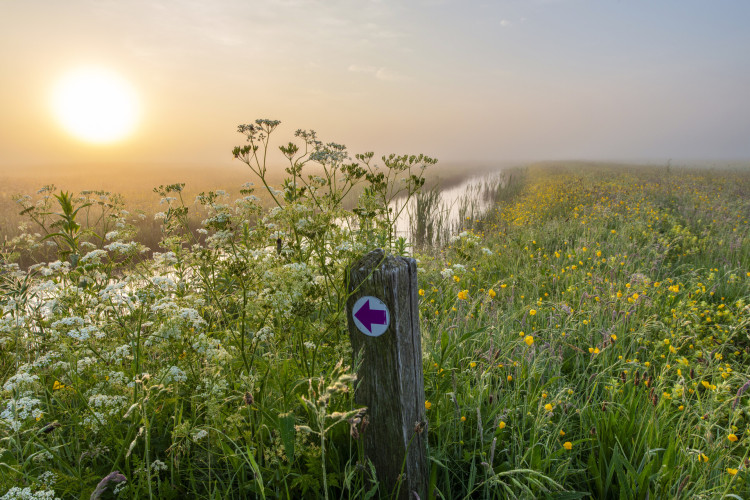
[1,148,749,498]
[417,164,750,498]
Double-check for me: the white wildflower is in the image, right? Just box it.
[51,316,84,329]
[38,471,57,488]
[0,486,60,500]
[1,396,43,431]
[151,276,176,291]
[3,372,39,392]
[257,326,274,342]
[66,328,90,341]
[80,249,108,264]
[191,429,208,442]
[32,451,53,464]
[110,344,132,363]
[150,459,168,472]
[76,356,99,371]
[104,241,137,254]
[179,308,206,329]
[164,366,187,384]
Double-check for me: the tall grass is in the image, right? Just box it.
[417,163,750,498]
[408,170,524,250]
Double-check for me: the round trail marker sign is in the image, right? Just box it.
[352,296,390,337]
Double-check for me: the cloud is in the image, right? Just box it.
[348,64,378,73]
[500,19,511,27]
[374,67,409,81]
[348,65,411,82]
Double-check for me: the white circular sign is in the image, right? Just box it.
[352,296,390,337]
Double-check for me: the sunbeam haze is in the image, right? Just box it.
[1,0,749,168]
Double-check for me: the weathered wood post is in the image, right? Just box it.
[346,248,428,500]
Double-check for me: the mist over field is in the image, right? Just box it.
[2,1,750,498]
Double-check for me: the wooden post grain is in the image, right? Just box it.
[346,249,428,500]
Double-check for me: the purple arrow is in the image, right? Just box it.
[354,299,387,333]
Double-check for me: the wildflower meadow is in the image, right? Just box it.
[1,121,749,499]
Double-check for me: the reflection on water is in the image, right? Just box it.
[391,169,508,246]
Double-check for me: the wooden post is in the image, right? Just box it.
[346,248,428,500]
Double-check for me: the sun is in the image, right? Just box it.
[52,67,139,144]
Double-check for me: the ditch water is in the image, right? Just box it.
[391,169,508,247]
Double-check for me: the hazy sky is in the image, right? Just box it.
[2,0,749,170]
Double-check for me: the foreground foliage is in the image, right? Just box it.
[1,129,749,499]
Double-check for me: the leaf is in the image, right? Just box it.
[440,330,449,360]
[457,325,489,344]
[549,492,589,500]
[246,447,266,500]
[278,412,296,462]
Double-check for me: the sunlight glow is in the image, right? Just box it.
[52,67,139,144]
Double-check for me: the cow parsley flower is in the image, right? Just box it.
[191,429,209,442]
[164,366,187,384]
[0,486,60,500]
[3,371,39,392]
